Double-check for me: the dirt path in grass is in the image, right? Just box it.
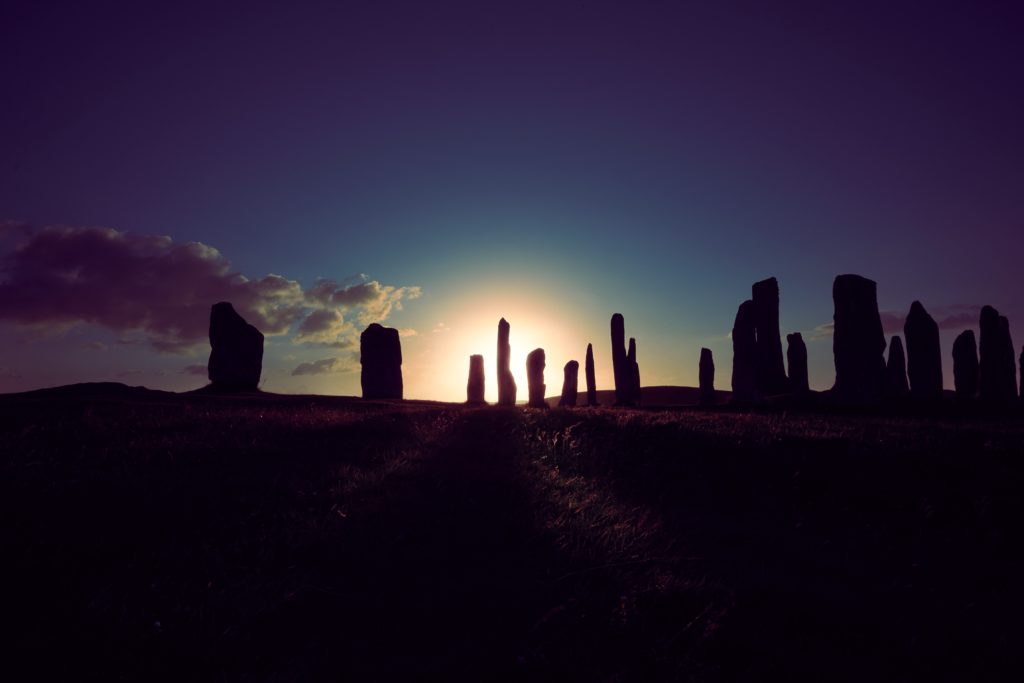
[214,407,580,680]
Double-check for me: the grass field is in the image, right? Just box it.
[3,385,1023,681]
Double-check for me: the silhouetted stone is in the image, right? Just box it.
[752,277,788,395]
[585,343,598,406]
[559,360,579,407]
[884,335,909,399]
[831,274,886,403]
[611,313,635,406]
[699,347,715,405]
[628,338,641,405]
[731,300,758,403]
[1001,317,1018,401]
[979,306,1017,402]
[952,330,979,400]
[497,318,517,406]
[904,301,943,399]
[786,332,809,395]
[360,323,402,399]
[1020,346,1024,401]
[527,348,547,408]
[467,354,485,404]
[208,302,264,391]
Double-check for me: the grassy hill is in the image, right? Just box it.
[3,385,1023,680]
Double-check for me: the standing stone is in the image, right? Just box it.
[628,338,641,405]
[467,354,485,404]
[360,323,403,399]
[208,302,264,391]
[979,306,1018,402]
[999,316,1018,400]
[786,332,809,395]
[752,277,789,396]
[1020,346,1024,401]
[559,360,579,407]
[526,348,547,408]
[731,300,758,403]
[831,274,886,403]
[904,301,943,399]
[699,347,715,405]
[952,330,979,400]
[585,343,598,406]
[884,335,910,399]
[611,313,634,406]
[497,318,517,406]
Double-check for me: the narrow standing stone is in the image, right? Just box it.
[526,348,547,408]
[786,332,809,395]
[752,277,789,395]
[904,301,943,399]
[884,335,909,398]
[497,318,517,406]
[952,330,979,400]
[699,347,715,405]
[731,300,758,403]
[628,337,641,405]
[979,306,1017,402]
[467,354,485,404]
[611,313,632,406]
[585,343,598,406]
[559,360,579,407]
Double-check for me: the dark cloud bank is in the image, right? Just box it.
[0,225,421,363]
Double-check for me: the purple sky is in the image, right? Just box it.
[1,1,1022,399]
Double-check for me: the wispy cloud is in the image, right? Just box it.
[291,356,357,376]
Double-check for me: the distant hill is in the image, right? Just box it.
[545,385,732,407]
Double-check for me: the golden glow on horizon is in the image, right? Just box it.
[403,294,611,403]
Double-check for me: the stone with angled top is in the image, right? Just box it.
[904,301,943,399]
[208,302,264,391]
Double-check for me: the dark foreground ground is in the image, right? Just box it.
[3,385,1024,681]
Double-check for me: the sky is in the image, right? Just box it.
[1,0,1022,401]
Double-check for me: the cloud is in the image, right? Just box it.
[291,356,356,376]
[81,341,108,351]
[0,224,421,353]
[116,369,144,378]
[181,364,208,376]
[810,304,984,341]
[398,328,418,337]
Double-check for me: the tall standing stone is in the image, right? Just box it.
[904,301,943,399]
[611,313,633,406]
[786,332,809,395]
[831,274,886,403]
[952,330,979,400]
[208,302,264,391]
[979,306,1017,402]
[1020,346,1024,401]
[360,323,403,399]
[731,300,758,403]
[559,360,579,407]
[699,347,715,405]
[585,343,598,406]
[884,335,909,398]
[526,348,547,408]
[628,338,641,405]
[467,354,485,404]
[497,318,517,406]
[752,277,788,395]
